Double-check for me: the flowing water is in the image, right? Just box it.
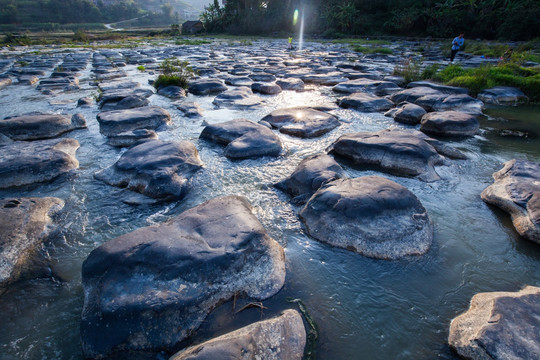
[0,41,539,360]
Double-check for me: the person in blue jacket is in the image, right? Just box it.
[450,33,465,62]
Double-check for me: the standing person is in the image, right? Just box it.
[450,33,465,62]
[288,36,293,50]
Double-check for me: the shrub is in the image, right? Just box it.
[393,58,422,83]
[72,29,88,42]
[137,65,145,72]
[421,64,441,79]
[435,64,466,83]
[154,58,195,90]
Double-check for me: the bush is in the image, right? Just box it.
[421,64,441,79]
[154,58,195,90]
[393,58,422,83]
[154,74,190,89]
[72,29,88,42]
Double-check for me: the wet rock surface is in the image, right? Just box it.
[170,309,306,360]
[0,113,86,140]
[338,92,394,112]
[261,107,340,138]
[81,195,286,358]
[420,110,479,137]
[299,176,433,259]
[212,87,262,109]
[0,197,64,292]
[0,138,80,189]
[200,118,282,159]
[97,106,171,137]
[449,286,540,360]
[478,86,529,105]
[481,159,540,243]
[94,139,203,201]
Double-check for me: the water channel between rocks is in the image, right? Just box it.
[0,40,539,360]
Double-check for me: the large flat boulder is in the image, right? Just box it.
[477,86,529,105]
[407,81,469,95]
[212,87,262,109]
[200,119,282,159]
[275,154,347,204]
[481,159,540,243]
[388,102,427,125]
[170,309,305,360]
[260,107,340,138]
[389,86,443,104]
[0,138,79,189]
[0,197,64,293]
[339,92,394,112]
[299,176,433,259]
[188,78,227,95]
[81,196,286,358]
[97,106,171,137]
[99,88,154,110]
[174,101,204,118]
[420,111,479,137]
[448,286,540,360]
[330,129,445,182]
[0,113,86,140]
[333,78,400,95]
[94,139,203,201]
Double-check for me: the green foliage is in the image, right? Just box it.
[421,64,441,79]
[72,29,89,43]
[154,58,195,90]
[137,65,145,71]
[175,39,211,46]
[393,58,422,83]
[352,45,392,54]
[170,24,180,36]
[17,60,29,67]
[2,33,31,46]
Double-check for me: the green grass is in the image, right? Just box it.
[154,74,189,89]
[332,38,392,45]
[175,39,212,46]
[352,45,393,54]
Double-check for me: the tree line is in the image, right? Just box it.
[201,0,540,40]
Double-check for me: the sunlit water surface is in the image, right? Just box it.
[0,42,539,360]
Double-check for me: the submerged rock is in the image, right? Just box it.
[170,309,305,360]
[0,113,86,141]
[481,159,540,243]
[330,129,445,182]
[174,101,204,118]
[299,176,433,259]
[0,138,79,189]
[104,129,159,148]
[200,119,282,159]
[94,139,203,201]
[338,92,394,112]
[81,196,286,358]
[261,107,340,138]
[448,286,540,360]
[420,111,479,137]
[275,154,347,204]
[0,197,64,293]
[97,106,171,137]
[478,86,529,105]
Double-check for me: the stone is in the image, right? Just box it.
[157,85,186,99]
[249,73,276,82]
[170,309,305,360]
[174,101,204,117]
[97,106,171,137]
[105,129,159,148]
[100,95,150,111]
[0,138,79,189]
[98,80,141,92]
[94,139,203,201]
[17,75,39,85]
[389,86,444,104]
[276,78,305,91]
[477,86,529,105]
[333,78,400,95]
[200,119,282,159]
[299,176,433,260]
[481,159,540,243]
[225,76,253,86]
[420,111,479,137]
[37,76,79,91]
[301,73,349,86]
[407,81,469,95]
[251,82,282,95]
[428,94,484,115]
[448,286,540,360]
[188,78,227,95]
[339,92,394,112]
[275,154,347,204]
[77,97,93,107]
[212,87,262,109]
[0,113,86,140]
[0,76,12,88]
[261,107,340,138]
[0,197,64,293]
[390,102,427,125]
[99,88,154,109]
[331,128,450,181]
[81,196,286,358]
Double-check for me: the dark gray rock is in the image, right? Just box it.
[100,95,150,111]
[420,111,479,137]
[0,113,86,140]
[330,129,445,182]
[98,80,140,92]
[428,94,484,115]
[170,309,305,360]
[389,86,443,104]
[261,107,340,138]
[77,97,93,107]
[105,129,159,148]
[275,154,347,204]
[481,159,540,243]
[97,106,171,137]
[81,195,286,358]
[157,86,186,99]
[0,197,64,293]
[225,76,253,86]
[0,76,12,88]
[0,138,80,189]
[251,82,282,95]
[174,101,204,117]
[276,78,305,91]
[333,78,400,95]
[200,118,282,159]
[390,102,427,125]
[477,86,529,105]
[249,73,276,82]
[301,73,349,86]
[99,88,154,109]
[17,75,39,85]
[339,92,394,112]
[37,76,79,91]
[448,286,540,360]
[212,87,262,109]
[188,78,227,95]
[407,81,469,95]
[94,139,203,200]
[299,176,433,259]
